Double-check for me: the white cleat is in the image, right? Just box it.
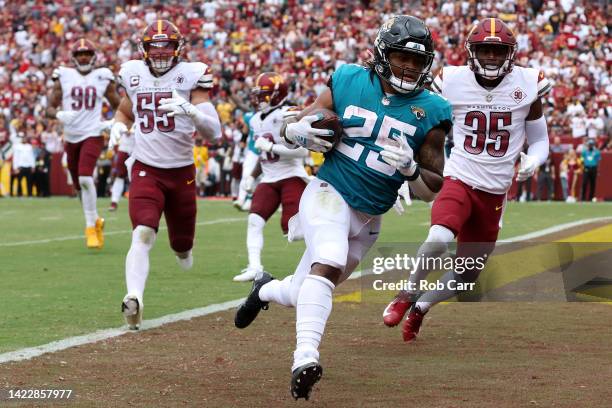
[233,266,263,282]
[241,198,252,212]
[122,294,142,330]
[233,199,244,210]
[175,250,193,271]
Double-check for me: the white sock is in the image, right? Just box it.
[247,213,265,269]
[110,177,125,204]
[125,225,156,301]
[259,275,294,307]
[175,249,193,271]
[407,225,454,294]
[237,178,247,204]
[231,178,240,198]
[79,176,98,227]
[293,275,335,371]
[415,300,432,313]
[260,248,314,306]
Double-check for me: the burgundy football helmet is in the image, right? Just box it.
[71,39,97,73]
[251,72,288,113]
[465,18,517,79]
[138,19,184,75]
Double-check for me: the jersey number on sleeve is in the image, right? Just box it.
[464,111,511,157]
[136,92,176,134]
[71,86,96,110]
[336,105,417,176]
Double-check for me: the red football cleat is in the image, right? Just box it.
[402,306,427,342]
[382,295,412,327]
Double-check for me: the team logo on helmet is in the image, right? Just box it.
[251,72,288,113]
[465,18,517,80]
[71,38,97,73]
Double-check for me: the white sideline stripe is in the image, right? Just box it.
[1,216,610,364]
[347,216,612,281]
[0,298,244,364]
[0,217,245,247]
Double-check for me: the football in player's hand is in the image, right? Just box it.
[309,108,342,147]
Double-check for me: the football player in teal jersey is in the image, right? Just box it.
[234,110,258,211]
[234,15,452,399]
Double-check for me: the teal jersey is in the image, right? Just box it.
[317,64,452,215]
[243,111,258,154]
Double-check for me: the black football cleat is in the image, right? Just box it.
[291,362,323,400]
[234,272,274,328]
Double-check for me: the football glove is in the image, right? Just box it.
[393,196,405,215]
[158,90,197,118]
[254,137,274,153]
[380,136,418,177]
[285,114,334,153]
[56,110,79,126]
[516,152,538,182]
[109,121,128,150]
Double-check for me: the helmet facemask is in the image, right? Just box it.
[467,42,516,80]
[251,88,284,113]
[72,51,96,73]
[374,36,434,94]
[139,39,183,75]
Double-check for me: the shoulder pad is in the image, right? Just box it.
[195,63,213,89]
[51,67,62,81]
[536,70,551,97]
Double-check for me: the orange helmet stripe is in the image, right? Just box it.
[80,39,84,48]
[157,19,162,35]
[490,18,495,36]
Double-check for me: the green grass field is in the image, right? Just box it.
[0,197,610,354]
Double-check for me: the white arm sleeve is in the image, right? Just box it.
[192,102,222,141]
[271,144,309,158]
[525,116,549,166]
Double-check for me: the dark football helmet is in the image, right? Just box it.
[138,19,184,75]
[373,15,434,94]
[465,18,517,79]
[251,72,288,113]
[71,39,97,73]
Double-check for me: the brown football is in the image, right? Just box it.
[309,108,343,147]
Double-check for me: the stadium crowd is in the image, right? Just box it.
[0,0,609,201]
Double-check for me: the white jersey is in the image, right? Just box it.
[249,106,308,183]
[53,66,114,143]
[432,65,551,194]
[117,60,213,169]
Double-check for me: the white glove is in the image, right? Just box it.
[56,110,78,126]
[285,114,334,153]
[109,121,128,150]
[99,119,114,134]
[398,181,412,206]
[393,195,405,215]
[254,137,274,153]
[380,136,418,177]
[516,152,538,182]
[158,90,197,118]
[244,175,255,193]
